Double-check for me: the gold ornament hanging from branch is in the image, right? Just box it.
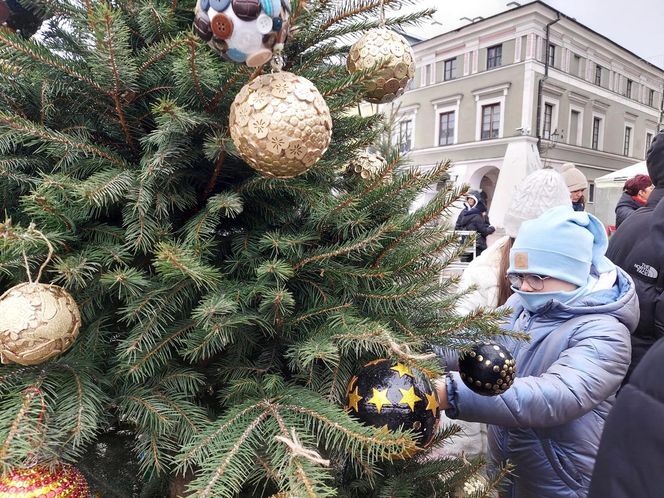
[0,228,81,366]
[347,28,415,104]
[348,150,390,181]
[229,70,333,178]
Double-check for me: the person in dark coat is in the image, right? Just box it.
[588,335,664,498]
[606,131,664,384]
[614,174,653,228]
[455,191,494,255]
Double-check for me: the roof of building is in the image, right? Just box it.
[413,0,664,74]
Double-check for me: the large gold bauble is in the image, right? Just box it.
[0,463,90,497]
[229,71,333,178]
[347,29,415,104]
[0,282,81,366]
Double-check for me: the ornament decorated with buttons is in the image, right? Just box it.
[229,71,332,178]
[347,28,415,104]
[348,150,390,181]
[458,342,516,396]
[345,359,440,449]
[193,0,290,67]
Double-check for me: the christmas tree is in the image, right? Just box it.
[0,0,511,496]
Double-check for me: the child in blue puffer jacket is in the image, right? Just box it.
[436,205,638,498]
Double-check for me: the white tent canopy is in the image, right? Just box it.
[595,161,648,189]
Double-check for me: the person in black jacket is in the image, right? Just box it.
[614,174,653,228]
[455,191,495,256]
[588,335,664,498]
[606,131,664,384]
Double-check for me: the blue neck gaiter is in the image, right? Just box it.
[513,279,592,313]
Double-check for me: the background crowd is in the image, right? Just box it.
[435,131,664,498]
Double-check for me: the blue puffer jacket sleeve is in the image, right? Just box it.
[446,316,632,428]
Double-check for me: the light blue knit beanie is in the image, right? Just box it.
[508,205,614,286]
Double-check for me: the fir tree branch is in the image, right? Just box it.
[186,39,209,109]
[330,153,404,215]
[82,0,97,31]
[0,381,46,466]
[372,189,458,268]
[0,112,128,169]
[178,401,269,467]
[202,150,226,201]
[277,402,414,456]
[126,321,195,379]
[0,31,105,94]
[319,0,390,31]
[101,8,138,153]
[269,409,325,498]
[208,71,246,111]
[121,280,193,353]
[136,35,188,77]
[198,411,271,498]
[290,303,352,324]
[293,224,393,270]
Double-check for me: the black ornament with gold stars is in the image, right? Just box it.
[458,342,516,396]
[345,359,440,448]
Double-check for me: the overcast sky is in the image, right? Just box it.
[400,0,664,69]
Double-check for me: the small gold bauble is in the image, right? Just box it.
[347,29,415,104]
[0,282,81,366]
[348,151,389,180]
[0,463,90,497]
[229,71,333,178]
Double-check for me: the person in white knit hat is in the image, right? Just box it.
[560,162,589,211]
[433,168,571,463]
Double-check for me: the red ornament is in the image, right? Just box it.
[0,464,90,498]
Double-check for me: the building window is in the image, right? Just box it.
[438,111,455,146]
[548,44,555,67]
[624,126,633,156]
[572,54,582,77]
[626,79,633,98]
[443,58,457,81]
[543,103,554,140]
[587,183,595,204]
[398,120,413,153]
[594,65,602,86]
[569,109,581,146]
[487,45,502,69]
[481,103,500,140]
[646,132,654,156]
[649,89,655,107]
[592,116,602,150]
[421,64,433,86]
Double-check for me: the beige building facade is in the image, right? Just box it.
[390,0,663,226]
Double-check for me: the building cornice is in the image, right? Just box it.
[431,94,464,107]
[412,2,664,81]
[471,82,512,99]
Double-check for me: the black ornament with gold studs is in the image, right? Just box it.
[458,342,516,396]
[0,0,45,38]
[345,359,440,448]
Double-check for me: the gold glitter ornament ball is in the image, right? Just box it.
[230,71,332,178]
[0,463,90,498]
[0,283,81,366]
[347,29,415,104]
